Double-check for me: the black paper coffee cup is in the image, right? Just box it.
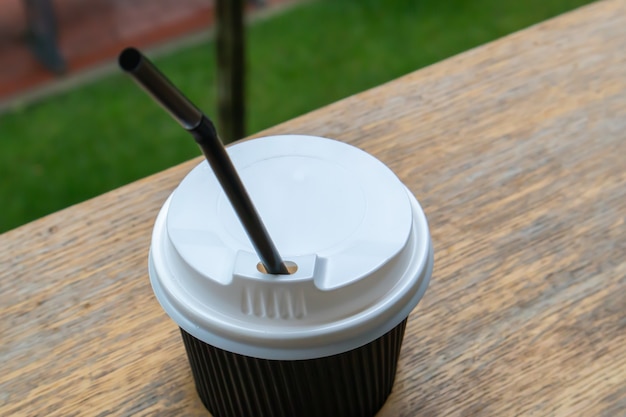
[180,319,407,417]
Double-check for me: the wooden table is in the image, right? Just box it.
[2,1,625,415]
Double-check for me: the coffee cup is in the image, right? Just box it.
[149,135,433,417]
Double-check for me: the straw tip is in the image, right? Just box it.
[119,47,142,72]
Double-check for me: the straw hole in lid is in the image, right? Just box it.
[257,261,298,275]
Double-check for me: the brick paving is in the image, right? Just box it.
[0,0,287,103]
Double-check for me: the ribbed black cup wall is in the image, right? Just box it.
[180,319,407,417]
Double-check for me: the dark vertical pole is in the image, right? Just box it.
[216,0,246,144]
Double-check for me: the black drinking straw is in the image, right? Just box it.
[119,47,289,275]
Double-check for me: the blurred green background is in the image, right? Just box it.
[0,0,594,233]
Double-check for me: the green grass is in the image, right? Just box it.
[0,0,594,233]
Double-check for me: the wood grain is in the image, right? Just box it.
[2,0,625,415]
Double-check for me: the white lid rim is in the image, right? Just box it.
[150,242,433,360]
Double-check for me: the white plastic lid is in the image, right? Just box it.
[149,135,433,360]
